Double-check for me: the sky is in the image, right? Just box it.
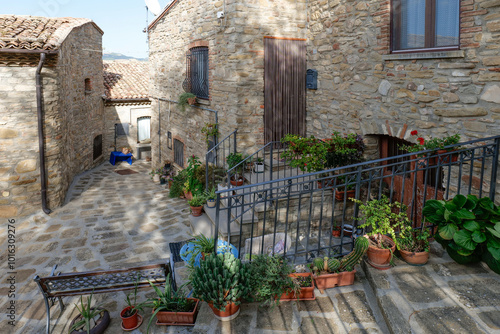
[2,0,171,59]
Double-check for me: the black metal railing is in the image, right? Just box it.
[183,47,209,99]
[214,135,500,264]
[205,129,238,191]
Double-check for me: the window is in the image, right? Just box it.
[183,47,209,99]
[392,0,459,52]
[84,78,92,93]
[137,116,151,142]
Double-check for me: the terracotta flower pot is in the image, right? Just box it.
[332,228,341,237]
[437,149,459,164]
[190,205,203,217]
[365,234,396,270]
[334,189,356,201]
[185,191,193,201]
[280,273,315,301]
[187,97,197,105]
[399,249,429,266]
[120,307,138,330]
[230,178,244,186]
[208,302,240,321]
[313,270,356,290]
[154,298,200,325]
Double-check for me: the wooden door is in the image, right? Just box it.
[264,37,306,143]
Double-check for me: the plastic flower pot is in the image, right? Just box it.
[154,298,200,325]
[206,199,216,208]
[120,307,138,330]
[208,302,240,321]
[280,273,315,301]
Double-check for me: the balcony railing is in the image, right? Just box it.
[205,129,237,191]
[214,135,500,264]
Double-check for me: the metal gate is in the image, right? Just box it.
[174,139,184,167]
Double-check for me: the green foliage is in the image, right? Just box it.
[169,169,188,198]
[226,152,244,170]
[188,194,206,207]
[247,254,299,307]
[142,274,195,333]
[124,274,144,316]
[400,132,461,153]
[396,223,430,253]
[181,234,215,267]
[190,253,253,311]
[178,92,196,112]
[324,132,365,168]
[201,123,219,146]
[423,194,500,261]
[353,196,410,249]
[280,134,328,172]
[68,292,105,334]
[205,187,217,200]
[184,155,203,195]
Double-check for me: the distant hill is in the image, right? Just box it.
[103,52,147,61]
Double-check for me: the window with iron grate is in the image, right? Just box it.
[183,47,209,99]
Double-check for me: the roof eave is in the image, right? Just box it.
[148,0,179,31]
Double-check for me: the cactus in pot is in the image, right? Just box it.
[338,236,369,271]
[190,253,252,320]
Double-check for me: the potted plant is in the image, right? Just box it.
[226,152,244,186]
[68,294,110,334]
[149,168,161,183]
[334,175,356,201]
[168,169,187,199]
[247,254,300,307]
[353,196,407,270]
[423,194,500,272]
[201,123,219,148]
[400,131,461,164]
[144,274,200,331]
[183,155,203,200]
[190,253,253,321]
[280,134,327,173]
[311,236,369,290]
[280,272,315,301]
[181,235,239,268]
[120,275,144,330]
[188,194,205,217]
[324,132,365,170]
[205,187,217,208]
[253,157,265,173]
[178,92,197,111]
[395,222,430,266]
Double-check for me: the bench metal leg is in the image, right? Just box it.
[43,295,51,334]
[169,258,177,291]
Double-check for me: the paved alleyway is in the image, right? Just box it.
[0,160,194,333]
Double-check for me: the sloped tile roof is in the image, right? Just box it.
[103,60,149,100]
[0,15,102,51]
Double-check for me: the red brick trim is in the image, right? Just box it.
[188,40,209,49]
[186,40,212,102]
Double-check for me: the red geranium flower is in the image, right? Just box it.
[417,137,425,145]
[304,163,307,166]
[411,130,418,136]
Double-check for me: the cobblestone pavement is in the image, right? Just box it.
[0,161,194,333]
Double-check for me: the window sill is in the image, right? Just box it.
[383,50,464,61]
[85,90,93,95]
[196,98,210,106]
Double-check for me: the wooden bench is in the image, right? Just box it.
[34,263,170,334]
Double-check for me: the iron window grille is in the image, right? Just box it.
[183,47,209,99]
[391,0,460,52]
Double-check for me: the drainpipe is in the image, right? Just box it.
[158,98,161,163]
[36,53,51,214]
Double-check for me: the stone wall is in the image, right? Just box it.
[148,0,307,169]
[306,0,500,199]
[104,103,152,158]
[0,22,104,217]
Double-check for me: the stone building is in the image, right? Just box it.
[103,60,151,160]
[0,15,105,217]
[148,1,500,181]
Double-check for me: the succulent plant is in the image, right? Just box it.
[190,253,252,312]
[338,236,369,272]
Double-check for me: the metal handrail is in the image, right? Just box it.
[205,129,237,191]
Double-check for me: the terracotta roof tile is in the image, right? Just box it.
[103,60,149,100]
[0,15,102,51]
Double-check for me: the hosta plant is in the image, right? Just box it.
[423,194,500,263]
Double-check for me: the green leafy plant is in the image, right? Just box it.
[324,132,365,168]
[178,92,196,112]
[423,194,500,261]
[396,223,430,253]
[190,253,253,311]
[400,131,461,153]
[184,155,203,195]
[353,196,409,249]
[205,187,216,201]
[169,169,188,198]
[226,152,245,180]
[123,274,144,317]
[201,123,219,146]
[181,234,216,268]
[143,274,196,333]
[68,293,105,334]
[188,194,206,207]
[280,134,328,172]
[248,254,299,307]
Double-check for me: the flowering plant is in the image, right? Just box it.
[400,131,461,153]
[280,134,327,172]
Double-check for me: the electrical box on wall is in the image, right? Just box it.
[306,69,318,90]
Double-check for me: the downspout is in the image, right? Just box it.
[36,53,51,214]
[158,98,161,163]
